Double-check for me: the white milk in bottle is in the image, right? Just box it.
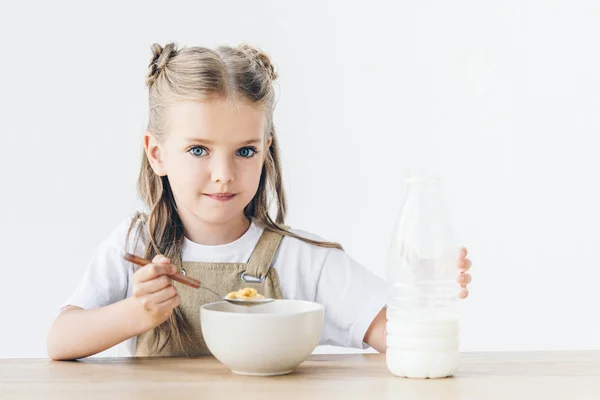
[386,170,460,378]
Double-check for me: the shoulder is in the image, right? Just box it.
[266,223,341,300]
[276,225,373,277]
[264,220,333,250]
[101,212,149,256]
[287,227,330,243]
[272,223,341,266]
[61,214,145,309]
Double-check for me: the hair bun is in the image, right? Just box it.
[146,43,178,87]
[238,44,278,81]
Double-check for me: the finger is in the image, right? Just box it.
[458,288,469,299]
[144,285,178,306]
[135,275,173,296]
[152,254,171,264]
[155,294,181,313]
[457,273,472,286]
[136,263,177,282]
[459,247,468,259]
[457,258,471,272]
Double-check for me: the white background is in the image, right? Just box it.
[1,0,599,358]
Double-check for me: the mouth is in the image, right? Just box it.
[204,193,236,202]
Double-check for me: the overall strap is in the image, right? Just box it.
[244,229,284,281]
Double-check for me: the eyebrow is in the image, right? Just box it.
[184,138,262,146]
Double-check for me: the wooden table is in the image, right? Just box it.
[1,352,599,399]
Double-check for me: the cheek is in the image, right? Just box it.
[243,160,264,187]
[167,157,208,192]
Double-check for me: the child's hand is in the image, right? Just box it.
[132,255,181,327]
[457,247,472,299]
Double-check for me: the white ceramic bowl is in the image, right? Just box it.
[200,300,324,376]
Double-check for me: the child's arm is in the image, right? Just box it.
[47,256,180,360]
[363,307,387,353]
[47,298,156,360]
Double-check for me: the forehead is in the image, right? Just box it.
[166,99,266,143]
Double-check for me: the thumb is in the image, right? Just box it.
[152,254,171,264]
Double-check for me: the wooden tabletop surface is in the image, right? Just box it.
[1,351,599,399]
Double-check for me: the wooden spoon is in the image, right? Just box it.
[123,253,273,306]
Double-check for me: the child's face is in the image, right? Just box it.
[145,99,271,226]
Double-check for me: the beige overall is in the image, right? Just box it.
[136,229,285,357]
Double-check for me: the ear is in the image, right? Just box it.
[143,131,167,176]
[263,136,273,163]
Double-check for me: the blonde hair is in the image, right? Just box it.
[128,42,342,354]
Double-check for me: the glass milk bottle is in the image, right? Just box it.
[386,170,460,378]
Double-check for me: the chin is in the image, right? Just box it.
[195,203,248,226]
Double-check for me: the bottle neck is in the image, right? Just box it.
[406,180,442,197]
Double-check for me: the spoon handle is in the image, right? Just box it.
[200,286,224,300]
[124,253,201,289]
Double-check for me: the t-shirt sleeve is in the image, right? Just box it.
[315,248,387,349]
[60,217,142,311]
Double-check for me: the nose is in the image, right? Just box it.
[210,154,235,184]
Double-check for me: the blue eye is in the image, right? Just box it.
[189,146,207,157]
[237,147,257,158]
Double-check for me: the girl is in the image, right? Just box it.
[47,43,472,360]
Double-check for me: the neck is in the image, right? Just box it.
[180,212,251,245]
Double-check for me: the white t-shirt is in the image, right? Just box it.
[62,216,387,356]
